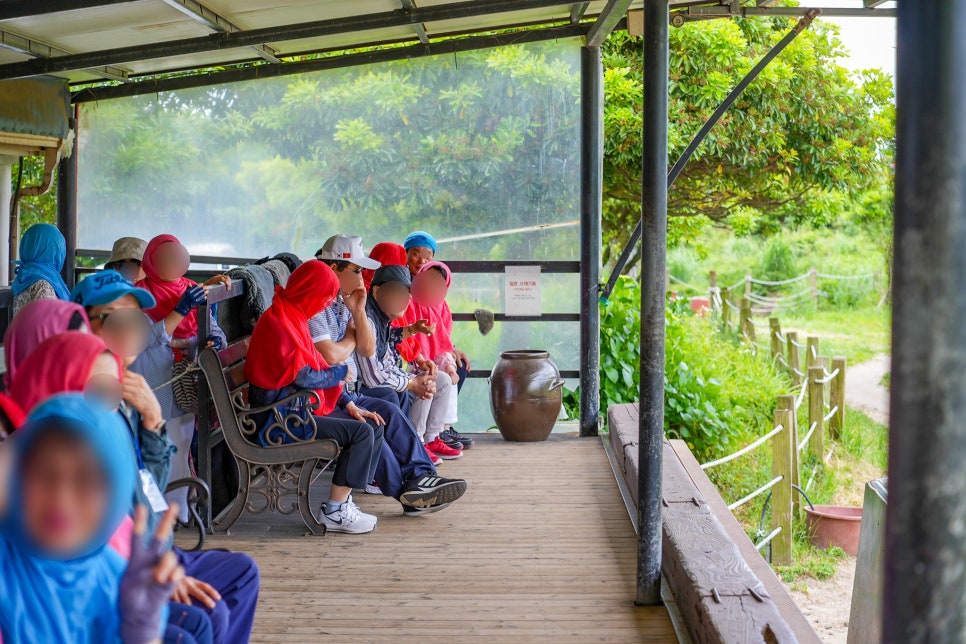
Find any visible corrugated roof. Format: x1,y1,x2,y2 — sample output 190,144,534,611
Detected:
0,0,895,97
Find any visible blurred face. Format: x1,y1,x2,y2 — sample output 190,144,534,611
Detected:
330,262,364,295
107,259,144,283
406,247,434,276
85,352,124,410
153,241,190,282
21,429,108,556
88,295,151,360
411,268,448,308
372,282,412,319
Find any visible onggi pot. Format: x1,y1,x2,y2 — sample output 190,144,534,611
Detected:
489,350,565,442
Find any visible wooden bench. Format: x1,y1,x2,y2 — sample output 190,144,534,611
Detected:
199,338,340,535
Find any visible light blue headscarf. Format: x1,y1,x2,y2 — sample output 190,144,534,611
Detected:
0,393,137,642
12,223,71,300
403,230,438,254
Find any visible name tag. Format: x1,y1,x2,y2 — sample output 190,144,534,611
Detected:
139,469,170,513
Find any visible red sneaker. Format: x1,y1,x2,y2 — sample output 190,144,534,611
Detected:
426,437,462,460
424,443,443,465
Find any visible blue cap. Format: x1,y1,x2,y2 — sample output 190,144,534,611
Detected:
404,231,437,254
71,270,156,309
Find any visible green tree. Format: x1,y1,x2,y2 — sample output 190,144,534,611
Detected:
601,18,895,265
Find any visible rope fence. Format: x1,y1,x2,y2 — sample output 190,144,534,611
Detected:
691,295,850,566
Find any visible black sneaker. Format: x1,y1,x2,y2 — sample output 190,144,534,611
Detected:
403,502,452,516
441,427,474,450
398,474,467,509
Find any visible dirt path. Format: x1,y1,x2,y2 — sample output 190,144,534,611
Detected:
783,558,857,644
782,356,890,642
845,355,890,425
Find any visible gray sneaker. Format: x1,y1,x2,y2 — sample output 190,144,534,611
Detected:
322,496,378,534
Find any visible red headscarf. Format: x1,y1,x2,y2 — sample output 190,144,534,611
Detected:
364,242,407,290
245,261,343,416
399,261,454,362
4,299,90,389
136,234,198,339
10,332,121,413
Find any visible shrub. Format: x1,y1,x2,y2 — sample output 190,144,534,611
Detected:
564,276,789,459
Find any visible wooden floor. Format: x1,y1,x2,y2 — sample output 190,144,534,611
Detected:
188,432,678,643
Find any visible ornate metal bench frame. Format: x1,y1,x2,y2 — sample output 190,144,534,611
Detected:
199,339,340,535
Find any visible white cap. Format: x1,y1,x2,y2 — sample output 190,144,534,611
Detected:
316,235,381,270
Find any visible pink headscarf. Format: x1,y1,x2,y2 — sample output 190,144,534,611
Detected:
136,234,198,339
400,260,454,362
3,299,90,389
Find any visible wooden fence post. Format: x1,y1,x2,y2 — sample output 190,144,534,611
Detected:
772,406,794,565
787,331,802,387
740,299,755,344
745,271,753,300
809,266,819,307
820,356,831,407
806,336,820,371
808,366,826,460
721,287,732,330
769,317,783,363
778,393,801,518
709,270,718,314
830,356,847,440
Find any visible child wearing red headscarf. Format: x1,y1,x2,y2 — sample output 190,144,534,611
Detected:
246,260,386,534
400,261,474,450
363,242,407,290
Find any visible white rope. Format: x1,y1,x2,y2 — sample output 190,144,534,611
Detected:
700,424,785,470
773,330,786,343
816,272,875,281
795,377,809,410
748,273,811,286
798,421,818,453
790,367,804,378
825,445,835,463
789,338,804,349
815,368,840,384
823,406,839,423
729,476,783,511
668,274,705,292
746,289,814,304
810,344,818,359
726,276,748,291
755,526,783,551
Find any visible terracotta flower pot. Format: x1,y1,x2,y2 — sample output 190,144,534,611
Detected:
489,350,564,442
805,505,863,556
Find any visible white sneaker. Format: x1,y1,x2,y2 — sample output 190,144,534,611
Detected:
322,496,378,534
364,483,382,495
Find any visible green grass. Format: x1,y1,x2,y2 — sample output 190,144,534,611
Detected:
880,372,891,389
774,543,849,583
777,305,891,365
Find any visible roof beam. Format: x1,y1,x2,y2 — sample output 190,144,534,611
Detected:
398,0,431,45
570,2,590,23
0,0,138,22
0,0,578,81
0,28,129,81
72,22,592,103
586,0,634,46
683,5,896,18
159,0,281,63
864,0,890,7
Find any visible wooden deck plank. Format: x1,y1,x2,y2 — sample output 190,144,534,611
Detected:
184,432,678,643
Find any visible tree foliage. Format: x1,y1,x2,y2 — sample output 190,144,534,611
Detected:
602,18,895,262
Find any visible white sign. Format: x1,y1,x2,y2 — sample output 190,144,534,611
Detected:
505,266,542,317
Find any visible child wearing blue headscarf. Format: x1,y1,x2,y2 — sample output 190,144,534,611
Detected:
0,394,183,643
12,223,71,315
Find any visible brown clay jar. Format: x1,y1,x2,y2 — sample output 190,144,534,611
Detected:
489,350,565,442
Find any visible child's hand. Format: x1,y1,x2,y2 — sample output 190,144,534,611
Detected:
203,275,231,289
174,286,206,316
119,505,184,644
416,358,438,376
445,364,459,385
409,319,436,337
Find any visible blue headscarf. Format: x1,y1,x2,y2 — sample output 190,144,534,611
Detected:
403,230,438,254
12,223,71,300
0,393,137,642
